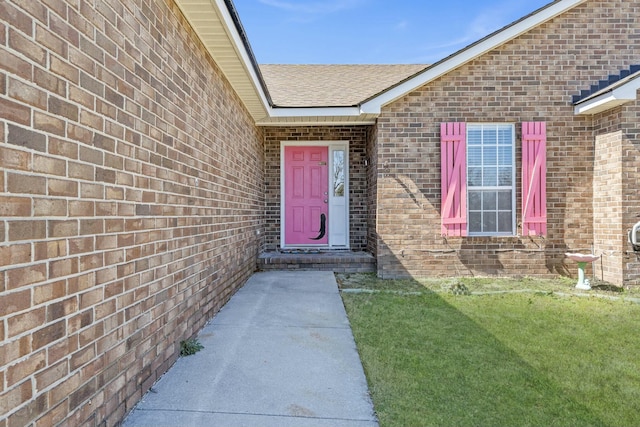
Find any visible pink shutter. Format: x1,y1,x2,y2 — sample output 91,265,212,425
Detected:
522,122,547,236
441,122,467,236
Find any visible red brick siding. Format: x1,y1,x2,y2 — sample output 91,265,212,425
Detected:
376,0,640,279
263,126,370,251
0,1,264,426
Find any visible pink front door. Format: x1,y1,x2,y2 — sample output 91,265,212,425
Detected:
284,146,329,245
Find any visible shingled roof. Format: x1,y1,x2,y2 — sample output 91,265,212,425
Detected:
259,64,427,108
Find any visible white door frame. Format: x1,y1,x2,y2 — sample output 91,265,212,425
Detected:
280,141,350,249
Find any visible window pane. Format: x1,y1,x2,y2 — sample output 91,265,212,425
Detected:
483,191,497,210
333,150,345,197
468,167,482,186
483,212,497,233
468,147,482,166
468,128,482,145
469,212,482,233
483,167,497,186
498,146,512,165
498,191,512,210
498,167,512,186
498,212,513,232
484,146,497,165
483,127,497,143
469,191,482,210
498,127,512,145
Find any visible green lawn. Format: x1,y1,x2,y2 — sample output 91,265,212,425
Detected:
338,274,640,427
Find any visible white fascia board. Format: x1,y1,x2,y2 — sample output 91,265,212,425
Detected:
212,0,272,112
360,0,588,114
573,94,627,115
268,106,362,118
574,78,640,115
258,118,377,127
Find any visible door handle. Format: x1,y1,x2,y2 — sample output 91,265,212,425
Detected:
324,199,328,204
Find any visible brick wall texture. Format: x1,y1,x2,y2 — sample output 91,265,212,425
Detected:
365,125,378,256
593,127,624,284
620,100,640,285
1,1,264,426
594,99,640,285
374,0,640,279
591,99,640,286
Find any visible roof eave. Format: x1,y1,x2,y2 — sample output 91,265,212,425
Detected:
174,0,272,121
574,79,640,115
258,106,376,126
574,75,640,115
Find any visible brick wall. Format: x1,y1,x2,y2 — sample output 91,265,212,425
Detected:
366,125,378,256
0,1,264,426
263,126,370,251
376,0,640,279
580,96,640,286
621,98,640,285
593,126,624,283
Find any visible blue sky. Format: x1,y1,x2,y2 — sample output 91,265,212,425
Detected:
233,0,551,64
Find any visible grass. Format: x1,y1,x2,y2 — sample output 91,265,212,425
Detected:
338,273,640,427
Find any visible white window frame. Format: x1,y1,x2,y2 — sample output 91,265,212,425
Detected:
466,123,516,236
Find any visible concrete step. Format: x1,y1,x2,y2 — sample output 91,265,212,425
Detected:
258,250,376,273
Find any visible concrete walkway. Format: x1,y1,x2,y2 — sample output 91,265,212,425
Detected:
123,271,378,427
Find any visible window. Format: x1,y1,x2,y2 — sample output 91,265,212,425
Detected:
440,121,546,238
467,124,515,235
333,150,345,197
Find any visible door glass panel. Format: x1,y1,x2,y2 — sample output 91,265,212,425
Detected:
333,150,345,197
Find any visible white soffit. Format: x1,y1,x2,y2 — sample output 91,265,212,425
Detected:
174,0,270,121
258,106,373,126
574,76,640,115
360,0,589,114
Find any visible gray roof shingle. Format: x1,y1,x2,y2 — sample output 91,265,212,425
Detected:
259,64,428,107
